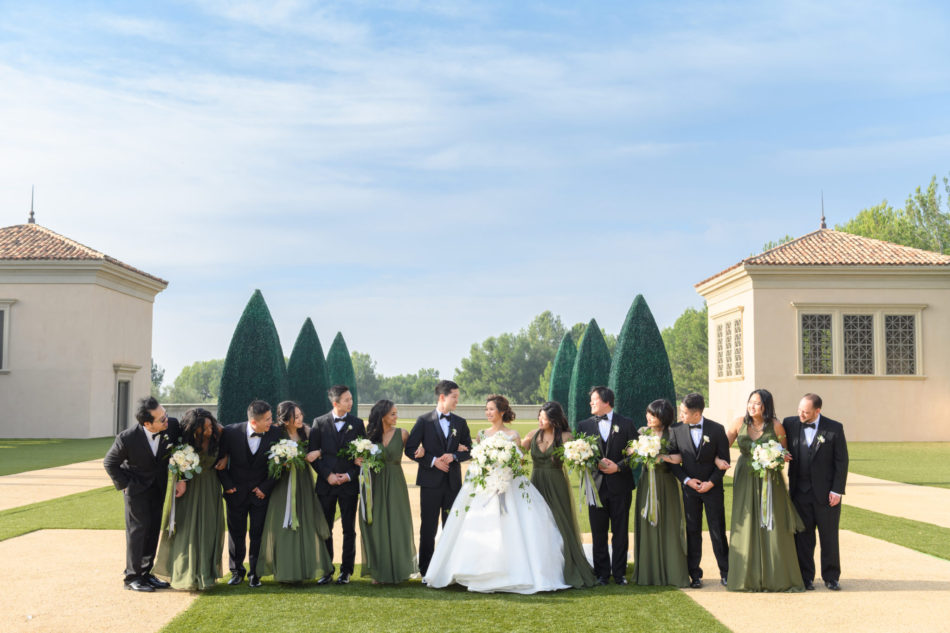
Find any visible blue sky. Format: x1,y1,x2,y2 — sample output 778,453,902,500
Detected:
2,1,949,386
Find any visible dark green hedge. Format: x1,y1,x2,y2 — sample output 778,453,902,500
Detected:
567,319,611,430
547,332,577,409
326,332,358,418
217,290,289,426
287,318,332,422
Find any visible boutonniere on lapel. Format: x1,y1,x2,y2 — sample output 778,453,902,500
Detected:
702,435,710,445
451,428,458,438
612,424,619,435
816,435,826,448
342,423,350,435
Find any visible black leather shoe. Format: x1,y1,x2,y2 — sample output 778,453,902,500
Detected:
804,580,815,590
145,574,171,589
595,577,608,586
248,575,262,588
825,580,841,591
335,572,351,585
689,578,702,589
613,577,628,586
125,579,155,592
317,573,333,585
720,577,728,587
227,573,244,586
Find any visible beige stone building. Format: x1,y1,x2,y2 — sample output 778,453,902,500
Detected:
0,219,167,438
696,228,950,441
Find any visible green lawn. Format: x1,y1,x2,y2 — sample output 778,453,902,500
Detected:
847,442,950,488
0,486,124,541
161,571,728,633
0,437,115,476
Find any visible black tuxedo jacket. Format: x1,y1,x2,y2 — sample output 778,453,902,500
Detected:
404,410,472,492
576,412,638,495
104,419,182,496
308,412,365,497
669,418,730,488
784,415,849,503
216,422,281,506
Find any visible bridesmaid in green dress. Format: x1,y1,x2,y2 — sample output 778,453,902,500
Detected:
725,389,804,592
258,401,333,584
153,408,225,590
359,400,419,584
631,399,689,587
520,401,597,589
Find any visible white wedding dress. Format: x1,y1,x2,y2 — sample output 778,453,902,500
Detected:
423,430,570,594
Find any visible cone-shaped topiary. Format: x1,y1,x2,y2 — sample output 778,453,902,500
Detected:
547,332,577,409
287,318,332,421
326,332,358,418
217,289,289,426
567,319,612,430
608,294,677,423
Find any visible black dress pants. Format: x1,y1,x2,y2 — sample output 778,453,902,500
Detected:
319,490,359,575
418,483,458,576
123,483,165,583
588,488,632,580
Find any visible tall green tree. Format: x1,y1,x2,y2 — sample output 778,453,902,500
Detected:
567,319,612,430
661,304,708,401
150,359,164,398
165,359,224,403
217,290,289,425
545,332,577,408
287,318,332,420
351,351,382,404
327,332,358,416
609,295,677,424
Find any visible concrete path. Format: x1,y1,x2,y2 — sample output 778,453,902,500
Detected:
0,459,112,511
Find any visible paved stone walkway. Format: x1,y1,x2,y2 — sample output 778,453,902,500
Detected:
0,459,112,511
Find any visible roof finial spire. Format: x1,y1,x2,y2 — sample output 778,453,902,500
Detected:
28,186,36,224
820,190,827,229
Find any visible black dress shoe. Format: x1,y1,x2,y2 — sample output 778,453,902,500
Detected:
825,580,841,591
335,572,351,585
248,575,262,588
804,580,815,590
317,573,333,585
613,577,628,586
689,578,703,589
145,574,171,589
720,577,728,587
595,577,609,586
227,573,244,586
125,579,155,592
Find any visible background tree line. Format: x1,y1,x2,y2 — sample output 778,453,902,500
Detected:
152,170,950,406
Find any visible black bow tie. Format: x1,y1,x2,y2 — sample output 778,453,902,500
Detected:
802,423,816,430
334,418,346,424
250,432,264,438
151,432,162,440
688,424,702,429
439,413,450,420
596,415,609,422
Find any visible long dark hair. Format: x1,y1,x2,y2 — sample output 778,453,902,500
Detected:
744,389,776,426
367,399,395,443
646,399,675,433
276,400,307,441
538,401,570,448
181,407,220,456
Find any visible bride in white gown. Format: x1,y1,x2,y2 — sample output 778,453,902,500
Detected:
424,395,570,594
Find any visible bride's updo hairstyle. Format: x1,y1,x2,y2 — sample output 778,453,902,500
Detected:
486,394,516,423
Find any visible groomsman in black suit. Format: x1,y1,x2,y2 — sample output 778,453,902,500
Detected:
404,379,472,578
104,396,182,592
217,400,281,588
668,393,730,588
576,386,638,585
784,393,849,591
309,385,366,585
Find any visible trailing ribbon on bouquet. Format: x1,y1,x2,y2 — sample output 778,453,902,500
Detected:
579,467,603,510
167,474,179,536
760,471,775,531
482,490,509,515
282,468,300,530
640,464,659,527
359,463,374,525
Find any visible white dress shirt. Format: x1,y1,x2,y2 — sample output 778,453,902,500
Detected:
803,414,821,447
145,427,161,456
598,411,614,442
246,422,262,455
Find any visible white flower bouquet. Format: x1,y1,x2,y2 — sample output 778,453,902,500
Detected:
464,432,529,512
168,444,202,480
554,434,602,508
750,439,789,478
338,437,384,473
267,438,308,479
626,429,671,527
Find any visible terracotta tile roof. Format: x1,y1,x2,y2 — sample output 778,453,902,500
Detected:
696,229,950,288
0,223,167,285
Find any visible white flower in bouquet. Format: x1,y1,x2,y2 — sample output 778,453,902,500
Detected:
466,432,528,499
168,444,202,480
267,439,308,478
340,437,384,472
626,430,668,468
750,439,789,478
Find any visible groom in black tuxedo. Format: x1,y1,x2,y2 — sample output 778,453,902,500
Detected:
217,400,281,588
405,379,472,577
309,384,366,585
576,386,637,585
784,393,849,591
668,393,730,588
104,396,182,592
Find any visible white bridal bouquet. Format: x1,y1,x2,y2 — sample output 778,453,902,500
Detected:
339,437,384,524
168,444,202,480
267,438,308,530
626,430,671,527
464,432,529,512
750,439,790,531
554,434,602,508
